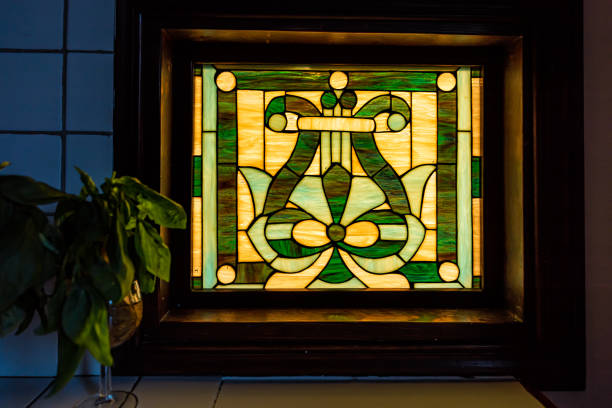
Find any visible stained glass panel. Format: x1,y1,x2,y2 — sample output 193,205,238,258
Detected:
191,65,483,290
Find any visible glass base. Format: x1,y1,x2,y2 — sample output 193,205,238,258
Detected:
74,390,138,407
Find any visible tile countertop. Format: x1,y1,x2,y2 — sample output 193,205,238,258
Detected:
0,376,549,408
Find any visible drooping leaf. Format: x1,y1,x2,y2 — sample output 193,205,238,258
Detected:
61,284,93,345
0,305,26,337
0,161,9,171
75,167,97,197
35,280,67,335
136,261,156,294
87,259,122,304
48,331,85,396
112,176,187,228
82,289,112,367
134,221,171,282
0,175,68,205
108,218,135,298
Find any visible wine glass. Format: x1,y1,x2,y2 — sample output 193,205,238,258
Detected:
75,281,143,407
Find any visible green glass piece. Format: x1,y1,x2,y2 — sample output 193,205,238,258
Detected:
471,67,482,78
327,224,346,242
354,95,390,118
356,210,405,225
401,164,436,218
437,164,457,262
457,67,472,131
217,90,237,163
234,70,330,90
193,156,202,197
239,167,272,216
321,91,338,109
217,165,236,266
472,157,481,198
286,95,322,116
202,65,217,132
203,131,217,288
351,253,405,274
269,239,331,258
373,165,411,214
338,240,404,259
348,72,437,91
387,113,407,131
193,65,202,76
323,164,351,223
271,252,321,273
192,277,202,289
437,89,457,163
351,132,387,176
265,223,293,240
340,177,386,226
339,90,357,109
265,96,285,124
398,215,426,262
308,277,366,289
472,275,481,288
263,168,300,215
286,131,320,175
268,208,313,224
268,114,287,132
247,216,277,262
236,263,275,284
391,95,411,122
457,130,473,287
289,176,333,225
398,262,441,283
318,249,353,283
379,224,407,240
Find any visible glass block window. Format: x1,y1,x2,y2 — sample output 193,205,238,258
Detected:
191,65,483,290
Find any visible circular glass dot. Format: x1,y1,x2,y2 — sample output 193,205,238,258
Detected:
217,264,236,284
268,113,287,132
216,71,236,92
438,261,460,282
321,91,338,109
437,72,456,92
327,224,346,242
329,71,348,90
339,90,357,109
387,113,407,131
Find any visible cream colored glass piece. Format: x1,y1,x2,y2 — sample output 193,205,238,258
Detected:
331,131,341,163
414,282,463,289
398,215,426,262
400,165,436,218
374,112,391,132
285,112,298,132
297,117,375,132
304,145,321,175
217,284,264,289
339,249,410,289
265,223,293,240
373,202,391,210
411,92,437,165
421,171,437,229
308,277,366,289
289,176,333,225
247,216,277,263
287,91,323,112
237,171,254,230
216,71,236,92
271,252,320,273
437,72,457,92
192,75,202,155
329,71,348,89
344,221,379,247
264,127,298,176
237,231,264,262
341,132,351,171
202,65,217,132
374,123,412,176
439,261,460,282
321,131,331,173
473,198,482,277
340,177,386,226
351,147,367,176
457,130,473,288
265,91,285,109
378,224,407,241
265,248,334,289
457,67,472,131
191,197,202,277
293,219,330,247
217,265,236,284
472,77,483,155
239,168,272,216
411,229,437,261
203,130,217,288
238,90,264,169
354,90,388,112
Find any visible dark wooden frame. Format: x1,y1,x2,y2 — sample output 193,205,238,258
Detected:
113,0,584,390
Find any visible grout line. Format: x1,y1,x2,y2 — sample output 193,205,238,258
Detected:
212,378,224,408
24,379,54,408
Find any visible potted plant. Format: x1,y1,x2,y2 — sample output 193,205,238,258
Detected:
0,161,186,404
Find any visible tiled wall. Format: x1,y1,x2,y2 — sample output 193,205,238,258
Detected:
0,0,115,376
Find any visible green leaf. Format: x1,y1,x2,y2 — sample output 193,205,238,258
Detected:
135,221,171,281
0,175,68,205
0,305,26,337
107,218,136,298
48,331,85,397
82,290,112,367
0,161,9,171
136,261,156,294
88,260,122,304
112,176,187,228
75,167,97,197
61,284,93,345
35,280,66,335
